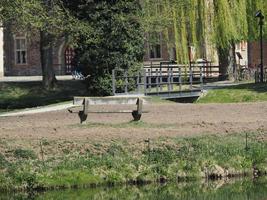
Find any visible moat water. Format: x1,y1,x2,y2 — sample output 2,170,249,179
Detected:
1,178,267,200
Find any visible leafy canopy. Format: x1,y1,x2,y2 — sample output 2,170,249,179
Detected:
65,0,145,96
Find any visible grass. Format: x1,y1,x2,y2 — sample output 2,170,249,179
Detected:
0,132,266,191
0,81,87,112
197,83,267,103
1,81,266,112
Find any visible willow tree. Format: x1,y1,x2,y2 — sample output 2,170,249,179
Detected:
142,0,210,75
247,0,267,40
143,0,266,80
211,0,248,79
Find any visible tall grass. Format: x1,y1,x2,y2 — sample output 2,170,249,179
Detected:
0,133,266,191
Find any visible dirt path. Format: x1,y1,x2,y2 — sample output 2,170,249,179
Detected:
0,102,266,144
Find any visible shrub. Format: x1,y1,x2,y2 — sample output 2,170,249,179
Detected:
13,149,37,159
65,0,144,96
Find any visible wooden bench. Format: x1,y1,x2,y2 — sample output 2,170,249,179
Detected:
68,96,145,124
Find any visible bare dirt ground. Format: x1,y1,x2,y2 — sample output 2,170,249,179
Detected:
1,102,267,142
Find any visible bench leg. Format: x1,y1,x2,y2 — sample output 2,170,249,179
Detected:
132,98,143,121
132,110,142,121
79,111,88,124
79,98,89,124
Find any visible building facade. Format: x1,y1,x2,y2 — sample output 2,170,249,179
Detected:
1,26,265,77
3,27,75,76
248,41,267,68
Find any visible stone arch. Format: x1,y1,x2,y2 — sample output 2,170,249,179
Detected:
57,41,76,75
57,40,66,72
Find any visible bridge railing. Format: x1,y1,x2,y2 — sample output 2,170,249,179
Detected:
143,68,200,94
112,62,218,96
143,61,220,80
112,61,220,96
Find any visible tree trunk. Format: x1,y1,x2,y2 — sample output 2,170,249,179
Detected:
218,47,230,80
40,0,57,90
218,44,237,81
229,41,237,81
40,30,57,90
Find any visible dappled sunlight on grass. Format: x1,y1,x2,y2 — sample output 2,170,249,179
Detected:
0,81,87,110
197,83,267,103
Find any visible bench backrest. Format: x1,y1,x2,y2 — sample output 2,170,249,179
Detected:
73,96,144,106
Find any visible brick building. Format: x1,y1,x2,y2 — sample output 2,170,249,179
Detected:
248,41,267,68
0,25,265,77
2,26,75,76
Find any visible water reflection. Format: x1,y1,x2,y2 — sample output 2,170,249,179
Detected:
1,178,267,200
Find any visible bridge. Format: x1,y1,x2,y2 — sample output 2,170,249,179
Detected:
112,61,219,100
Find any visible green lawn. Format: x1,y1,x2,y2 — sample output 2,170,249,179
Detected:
197,83,267,103
0,81,88,112
1,82,267,112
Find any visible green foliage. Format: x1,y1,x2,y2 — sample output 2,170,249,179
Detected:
0,153,8,169
0,0,88,39
65,0,144,96
87,74,113,96
13,149,37,159
247,0,267,40
0,133,266,191
196,83,267,103
0,0,91,89
142,0,267,68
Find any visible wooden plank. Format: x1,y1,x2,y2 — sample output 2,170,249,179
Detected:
137,98,143,115
74,96,142,106
83,98,89,115
87,110,149,114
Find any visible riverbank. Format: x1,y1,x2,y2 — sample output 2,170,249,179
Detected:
0,131,266,191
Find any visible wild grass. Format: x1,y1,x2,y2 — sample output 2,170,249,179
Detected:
197,83,267,103
0,132,266,191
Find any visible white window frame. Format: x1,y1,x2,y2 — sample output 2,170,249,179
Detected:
14,36,27,65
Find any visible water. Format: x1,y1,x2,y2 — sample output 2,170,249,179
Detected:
1,178,267,200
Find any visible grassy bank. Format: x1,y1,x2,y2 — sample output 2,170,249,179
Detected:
197,83,267,103
0,81,87,112
0,131,266,191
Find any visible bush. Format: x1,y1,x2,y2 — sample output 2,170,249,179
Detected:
13,149,37,159
0,153,8,169
65,0,144,96
87,74,113,96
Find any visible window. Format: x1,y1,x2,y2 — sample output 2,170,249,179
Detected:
148,33,162,59
15,37,27,64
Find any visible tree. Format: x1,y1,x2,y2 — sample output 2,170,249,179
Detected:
212,0,248,80
142,0,211,74
64,0,144,96
0,0,85,89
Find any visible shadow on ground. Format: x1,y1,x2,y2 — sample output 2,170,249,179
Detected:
0,80,88,111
